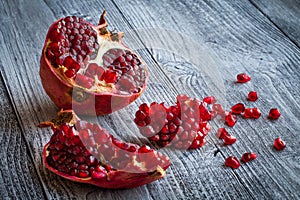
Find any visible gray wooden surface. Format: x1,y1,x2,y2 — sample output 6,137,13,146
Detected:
0,0,300,199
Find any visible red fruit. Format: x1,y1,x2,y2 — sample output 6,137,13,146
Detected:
217,128,229,139
247,91,258,101
225,156,240,169
40,11,148,115
203,96,216,104
223,134,236,145
134,95,211,149
274,138,286,150
252,108,261,119
241,152,257,163
269,108,281,119
39,110,170,189
231,103,245,114
237,73,251,83
243,108,253,118
225,112,237,127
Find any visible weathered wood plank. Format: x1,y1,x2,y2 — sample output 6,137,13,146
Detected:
0,72,45,199
250,0,300,47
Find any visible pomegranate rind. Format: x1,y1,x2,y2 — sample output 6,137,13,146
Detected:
40,13,148,116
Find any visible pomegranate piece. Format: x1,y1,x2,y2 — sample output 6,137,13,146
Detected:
39,110,170,189
225,156,240,169
236,73,251,83
231,103,245,115
241,152,257,163
243,108,253,118
40,11,148,115
247,91,258,101
225,112,237,127
217,128,229,139
274,138,286,151
203,96,216,104
223,134,236,145
252,108,261,119
269,108,281,119
134,95,211,149
212,103,225,116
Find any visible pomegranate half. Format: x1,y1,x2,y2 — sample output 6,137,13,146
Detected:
39,110,170,189
40,11,148,115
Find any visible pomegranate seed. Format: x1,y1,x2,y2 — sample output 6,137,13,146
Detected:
63,56,74,68
225,156,240,169
65,69,76,78
252,108,261,119
269,108,281,119
243,108,253,118
274,138,286,150
203,96,216,104
212,104,224,115
75,74,94,89
103,71,118,83
241,152,257,163
223,134,236,145
247,91,258,101
231,103,245,114
225,113,237,127
217,128,229,139
237,73,251,83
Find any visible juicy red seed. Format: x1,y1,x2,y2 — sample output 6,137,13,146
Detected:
231,103,245,114
65,69,76,78
237,73,251,83
247,91,258,101
223,134,236,145
241,152,257,163
75,74,94,89
244,108,253,118
217,128,229,139
269,108,281,119
71,62,80,71
63,56,74,68
86,63,98,74
225,156,240,169
212,104,224,114
138,145,153,153
203,96,216,104
103,71,118,83
225,113,237,127
91,171,106,179
274,138,286,150
78,170,89,178
252,108,261,119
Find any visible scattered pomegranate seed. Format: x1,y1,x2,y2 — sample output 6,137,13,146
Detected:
217,128,229,139
243,108,253,118
225,156,240,169
269,108,281,119
241,152,257,163
247,91,258,101
274,138,286,150
231,103,245,114
225,113,237,127
203,96,216,104
237,73,251,83
252,108,261,119
212,104,224,115
223,134,236,145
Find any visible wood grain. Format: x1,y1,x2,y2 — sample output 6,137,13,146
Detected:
250,0,300,47
0,0,299,199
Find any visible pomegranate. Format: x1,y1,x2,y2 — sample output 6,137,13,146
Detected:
39,110,170,188
40,11,148,115
134,95,211,149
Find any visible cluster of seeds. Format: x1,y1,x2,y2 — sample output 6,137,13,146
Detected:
46,121,170,179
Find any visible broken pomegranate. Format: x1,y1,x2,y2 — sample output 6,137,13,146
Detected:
241,152,257,163
40,11,148,115
269,108,281,119
134,95,211,149
236,73,251,83
39,110,170,188
274,137,286,151
225,156,240,169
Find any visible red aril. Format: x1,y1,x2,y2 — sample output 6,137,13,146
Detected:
39,110,170,188
252,108,261,119
40,11,148,115
274,138,286,151
217,128,229,139
243,108,253,118
203,96,216,104
223,134,236,145
236,73,251,83
225,112,237,127
247,91,258,101
241,152,257,163
269,108,281,119
225,156,240,169
231,103,245,114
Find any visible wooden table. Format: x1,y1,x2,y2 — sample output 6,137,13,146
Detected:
1,0,299,199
